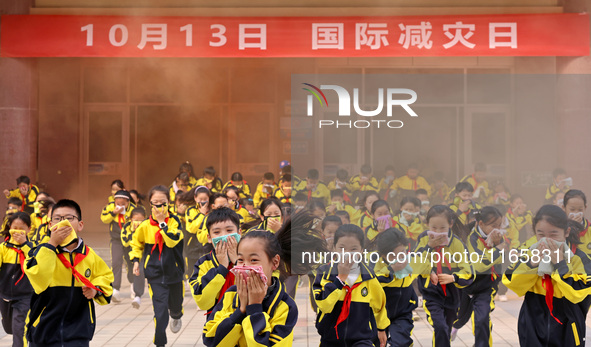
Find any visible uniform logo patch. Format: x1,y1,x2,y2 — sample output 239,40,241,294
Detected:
85,268,91,278
361,287,368,297
587,243,591,250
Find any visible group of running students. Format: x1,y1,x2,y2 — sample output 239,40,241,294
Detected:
1,160,590,347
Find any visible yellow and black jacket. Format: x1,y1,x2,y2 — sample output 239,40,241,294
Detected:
6,185,40,213
372,255,430,321
196,177,224,193
502,239,591,346
129,215,185,284
30,222,50,246
272,187,292,206
294,180,331,206
392,214,425,242
505,208,532,249
545,182,570,203
203,276,297,346
459,174,490,204
189,250,231,316
0,239,34,300
29,212,48,238
576,219,591,256
253,181,278,209
390,175,431,196
357,211,374,230
24,241,114,345
327,180,353,201
100,202,135,240
364,217,398,242
185,206,213,253
465,226,503,294
348,175,379,205
222,181,252,199
414,230,475,308
449,199,481,226
326,202,361,226
313,262,390,345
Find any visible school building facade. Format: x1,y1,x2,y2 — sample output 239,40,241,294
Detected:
1,0,591,220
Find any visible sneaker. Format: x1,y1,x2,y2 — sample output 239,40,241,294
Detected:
112,289,121,303
132,296,141,309
170,318,182,333
499,295,508,302
451,327,459,341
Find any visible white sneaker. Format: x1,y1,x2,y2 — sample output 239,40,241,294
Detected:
499,295,508,302
170,318,182,333
130,283,135,299
112,289,121,303
451,327,459,341
132,296,141,309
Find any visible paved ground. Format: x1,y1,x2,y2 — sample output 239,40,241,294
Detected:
1,232,590,346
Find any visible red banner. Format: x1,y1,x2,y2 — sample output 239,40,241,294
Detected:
0,14,588,57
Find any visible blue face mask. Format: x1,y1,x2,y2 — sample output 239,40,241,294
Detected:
212,233,241,247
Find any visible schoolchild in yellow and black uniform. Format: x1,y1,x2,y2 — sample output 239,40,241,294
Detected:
225,186,251,223
503,205,591,347
488,179,511,208
562,189,591,255
189,208,241,320
196,166,224,193
185,186,211,278
107,179,125,204
295,169,331,207
413,205,474,347
506,194,533,247
449,182,481,226
392,196,425,244
176,161,199,188
451,207,505,347
389,164,431,209
349,164,380,206
545,168,571,204
378,165,396,202
222,172,252,199
253,172,277,209
195,194,233,246
203,210,325,347
169,172,191,208
240,198,259,224
278,163,301,188
100,190,135,302
129,186,185,347
247,198,284,234
29,192,54,237
313,224,389,347
3,175,39,215
455,163,490,206
372,228,431,347
364,199,396,243
2,198,22,231
30,204,53,246
272,174,293,206
326,189,361,226
357,191,380,230
24,199,114,347
327,169,353,204
121,207,147,309
0,212,34,347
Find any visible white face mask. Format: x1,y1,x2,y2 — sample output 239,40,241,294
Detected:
116,205,126,215
561,177,574,186
401,210,419,219
569,212,584,219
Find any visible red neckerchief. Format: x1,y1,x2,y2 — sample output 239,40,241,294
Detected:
408,175,417,190
5,237,27,285
20,192,26,212
335,281,362,339
149,216,169,260
434,246,452,296
57,247,104,294
307,189,312,202
542,274,562,325
117,214,124,229
477,235,498,282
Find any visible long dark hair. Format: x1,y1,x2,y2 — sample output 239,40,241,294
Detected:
1,212,31,240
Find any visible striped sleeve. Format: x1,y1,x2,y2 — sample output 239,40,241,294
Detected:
203,289,245,347
312,265,344,314
189,253,228,311
243,301,297,346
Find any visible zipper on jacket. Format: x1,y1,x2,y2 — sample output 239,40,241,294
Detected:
60,252,75,345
